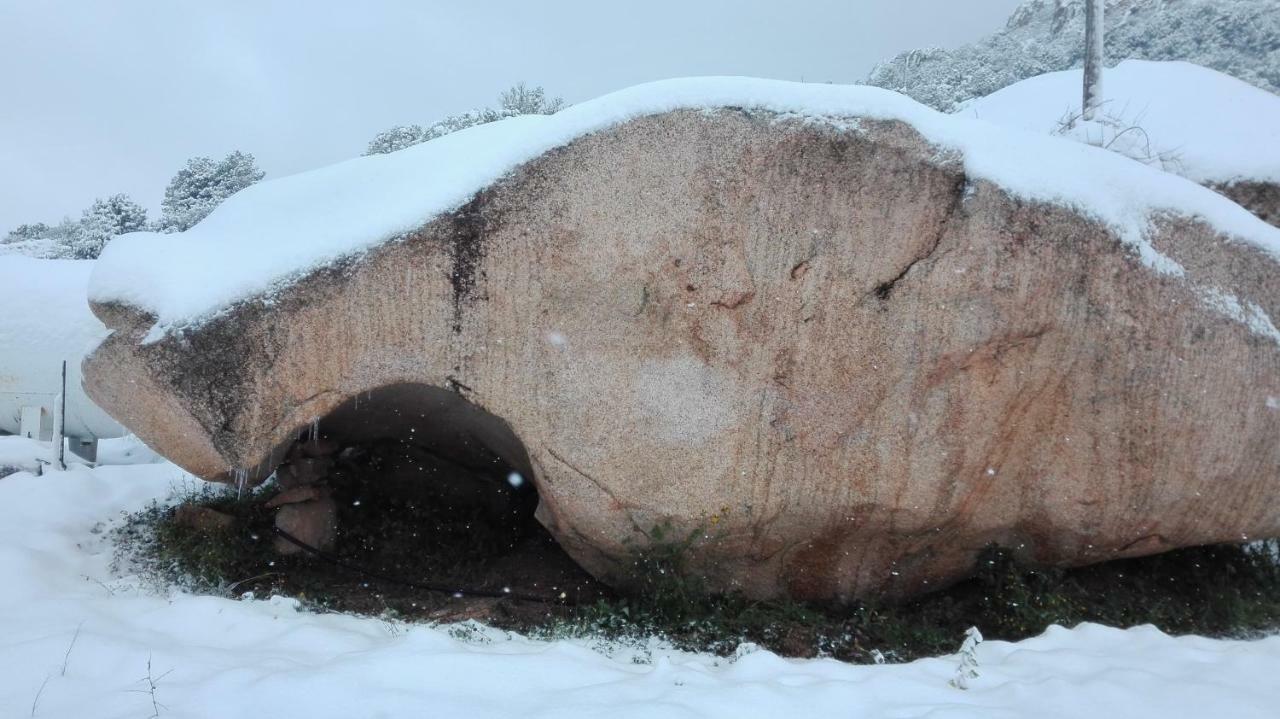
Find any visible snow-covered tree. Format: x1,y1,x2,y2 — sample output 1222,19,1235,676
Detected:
2,222,51,244
158,151,265,232
364,83,565,155
64,194,149,259
4,195,147,259
497,82,566,116
84,194,148,236
866,0,1280,112
364,124,431,155
0,220,64,258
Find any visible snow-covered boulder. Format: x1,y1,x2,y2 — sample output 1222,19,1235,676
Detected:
84,78,1280,600
958,60,1280,227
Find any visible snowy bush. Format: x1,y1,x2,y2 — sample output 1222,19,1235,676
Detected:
0,235,60,259
3,222,52,244
496,83,566,116
157,151,265,232
364,82,565,155
1,222,66,259
68,194,149,259
866,0,1280,112
3,194,147,259
364,124,432,155
949,626,984,690
4,152,262,255
1052,105,1184,173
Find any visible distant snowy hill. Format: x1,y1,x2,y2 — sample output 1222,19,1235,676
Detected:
957,60,1280,187
866,0,1280,112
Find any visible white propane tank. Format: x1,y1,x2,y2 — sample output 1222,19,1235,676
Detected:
0,256,126,445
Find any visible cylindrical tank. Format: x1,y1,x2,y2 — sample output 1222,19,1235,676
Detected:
0,255,126,439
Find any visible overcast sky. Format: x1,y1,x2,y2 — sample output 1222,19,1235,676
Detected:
0,0,1025,233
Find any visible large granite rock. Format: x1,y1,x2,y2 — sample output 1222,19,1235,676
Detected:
84,108,1280,600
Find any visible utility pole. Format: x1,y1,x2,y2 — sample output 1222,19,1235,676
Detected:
1082,0,1105,120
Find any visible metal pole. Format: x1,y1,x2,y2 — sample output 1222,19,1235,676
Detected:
1083,0,1105,121
55,360,67,470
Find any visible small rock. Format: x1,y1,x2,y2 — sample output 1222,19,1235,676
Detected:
173,504,234,533
425,598,504,624
777,626,818,658
276,457,333,489
273,496,338,555
264,484,325,509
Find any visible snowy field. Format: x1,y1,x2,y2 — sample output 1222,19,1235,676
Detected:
957,60,1280,186
1,437,1278,719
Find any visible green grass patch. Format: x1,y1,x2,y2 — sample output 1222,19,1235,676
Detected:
542,538,1280,662
114,487,1280,663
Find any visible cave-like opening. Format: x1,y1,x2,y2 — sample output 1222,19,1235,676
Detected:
267,383,599,609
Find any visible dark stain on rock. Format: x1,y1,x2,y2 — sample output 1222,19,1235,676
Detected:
783,527,849,600
143,302,279,464
446,191,497,333
445,374,474,396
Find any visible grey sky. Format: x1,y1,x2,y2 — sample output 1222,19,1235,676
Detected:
0,0,1025,233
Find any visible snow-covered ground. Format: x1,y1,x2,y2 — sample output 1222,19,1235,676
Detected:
0,435,52,475
0,435,155,478
1,438,1278,718
957,60,1280,187
0,237,60,259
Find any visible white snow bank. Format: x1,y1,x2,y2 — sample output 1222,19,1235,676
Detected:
0,435,52,475
0,435,157,476
90,76,1280,337
958,60,1280,186
0,256,125,439
0,237,61,259
0,461,1278,718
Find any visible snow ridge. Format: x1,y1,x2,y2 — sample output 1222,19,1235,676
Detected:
89,76,1280,337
